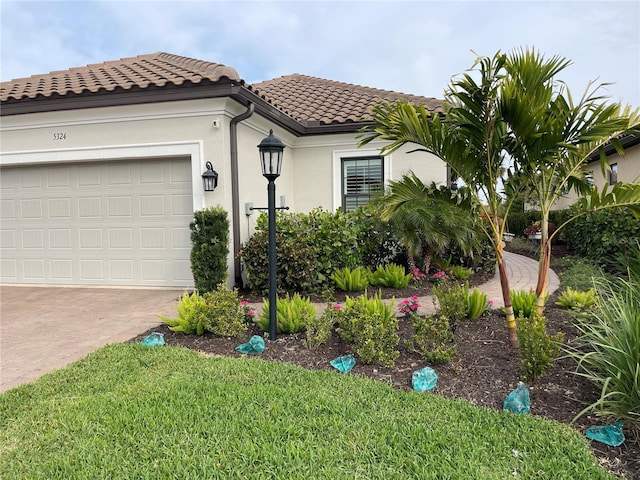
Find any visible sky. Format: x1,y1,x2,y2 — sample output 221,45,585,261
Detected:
1,0,639,106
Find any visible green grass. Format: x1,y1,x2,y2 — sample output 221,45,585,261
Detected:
0,344,613,479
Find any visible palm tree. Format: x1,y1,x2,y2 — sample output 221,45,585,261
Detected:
360,53,524,347
500,48,640,314
375,173,479,274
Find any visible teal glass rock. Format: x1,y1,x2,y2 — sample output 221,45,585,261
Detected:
412,367,438,392
586,422,625,447
140,332,165,346
503,382,530,414
330,354,355,374
235,335,265,354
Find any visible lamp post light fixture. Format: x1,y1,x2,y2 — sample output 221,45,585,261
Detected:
258,130,285,340
201,161,219,192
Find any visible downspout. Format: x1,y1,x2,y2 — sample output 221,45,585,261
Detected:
230,102,255,287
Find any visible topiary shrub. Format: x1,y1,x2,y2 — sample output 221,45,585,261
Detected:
190,207,229,293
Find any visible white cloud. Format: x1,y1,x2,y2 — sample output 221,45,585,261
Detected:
1,0,638,105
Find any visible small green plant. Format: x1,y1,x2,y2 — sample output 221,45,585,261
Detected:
256,293,317,334
304,304,337,348
565,277,640,432
510,289,538,318
466,287,489,320
337,291,399,366
158,291,208,335
557,258,608,292
433,282,467,321
407,314,456,364
450,265,473,280
516,311,564,384
555,288,597,312
369,263,411,288
201,284,248,337
332,266,370,292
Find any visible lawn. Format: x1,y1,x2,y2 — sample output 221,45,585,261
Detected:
0,343,614,479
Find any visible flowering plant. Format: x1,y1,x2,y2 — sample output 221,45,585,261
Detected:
398,296,421,318
431,268,453,285
240,300,256,324
524,221,556,236
410,268,426,283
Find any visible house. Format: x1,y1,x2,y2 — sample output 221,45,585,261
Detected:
0,52,447,289
552,133,640,210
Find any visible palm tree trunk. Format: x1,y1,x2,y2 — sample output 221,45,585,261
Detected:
497,245,518,348
406,248,418,274
535,239,552,315
422,247,434,275
535,217,552,315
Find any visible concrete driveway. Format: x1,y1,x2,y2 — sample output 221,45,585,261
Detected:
0,286,181,393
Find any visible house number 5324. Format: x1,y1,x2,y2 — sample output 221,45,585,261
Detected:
53,132,67,140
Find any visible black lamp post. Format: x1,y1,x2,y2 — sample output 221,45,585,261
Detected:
258,129,285,340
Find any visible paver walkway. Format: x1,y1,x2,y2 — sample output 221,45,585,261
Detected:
0,251,558,393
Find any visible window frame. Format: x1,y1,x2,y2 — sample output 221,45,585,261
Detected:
332,149,391,211
609,163,618,185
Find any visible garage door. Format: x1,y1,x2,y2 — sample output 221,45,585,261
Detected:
0,158,194,287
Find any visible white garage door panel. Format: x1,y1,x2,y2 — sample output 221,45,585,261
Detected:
0,159,194,287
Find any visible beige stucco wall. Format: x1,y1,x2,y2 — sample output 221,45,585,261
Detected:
1,98,447,287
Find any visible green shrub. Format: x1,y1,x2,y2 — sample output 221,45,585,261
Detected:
256,293,317,334
304,304,337,349
516,311,563,384
444,232,496,275
433,282,467,321
557,257,608,292
510,289,538,318
466,287,489,319
407,314,456,364
190,207,230,293
507,212,540,239
201,284,248,337
555,288,597,312
563,206,640,271
566,277,640,432
337,291,399,366
332,267,370,292
450,265,473,280
241,208,361,294
350,205,403,269
157,291,208,335
369,263,411,288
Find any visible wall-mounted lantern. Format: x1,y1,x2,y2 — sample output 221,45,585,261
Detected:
201,161,219,191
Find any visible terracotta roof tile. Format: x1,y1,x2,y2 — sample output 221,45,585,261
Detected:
1,53,443,127
249,74,442,125
0,52,241,101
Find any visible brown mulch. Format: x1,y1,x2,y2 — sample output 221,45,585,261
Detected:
131,270,638,479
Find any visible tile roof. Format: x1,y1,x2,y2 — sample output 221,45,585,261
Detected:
0,52,241,101
249,74,442,125
0,52,442,127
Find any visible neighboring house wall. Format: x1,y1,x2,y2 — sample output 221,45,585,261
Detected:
552,142,640,210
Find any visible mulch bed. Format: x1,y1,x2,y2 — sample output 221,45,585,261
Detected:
131,265,638,479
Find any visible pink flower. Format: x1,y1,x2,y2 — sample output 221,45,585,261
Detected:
247,310,255,316
335,305,343,311
241,300,248,306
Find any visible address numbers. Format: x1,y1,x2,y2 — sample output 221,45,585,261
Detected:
53,132,67,140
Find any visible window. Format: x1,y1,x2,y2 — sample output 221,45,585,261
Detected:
609,163,618,185
341,156,384,211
